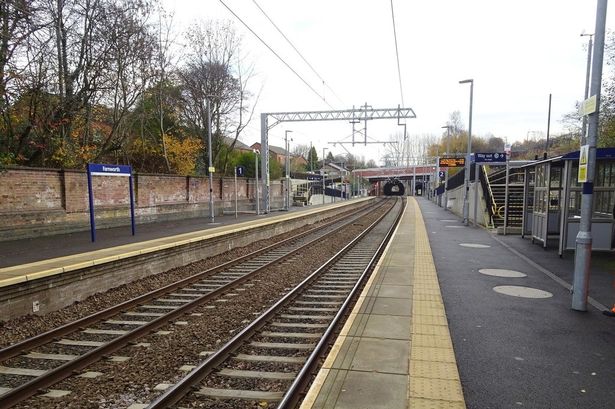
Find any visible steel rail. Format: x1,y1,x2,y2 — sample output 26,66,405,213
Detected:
146,198,400,408
0,200,383,409
0,199,378,363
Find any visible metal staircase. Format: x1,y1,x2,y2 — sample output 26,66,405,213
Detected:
485,167,526,228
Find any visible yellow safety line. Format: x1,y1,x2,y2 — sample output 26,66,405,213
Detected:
408,197,466,408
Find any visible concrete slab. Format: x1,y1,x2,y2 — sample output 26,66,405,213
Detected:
316,370,409,409
375,284,412,299
369,297,412,316
361,314,411,340
345,338,409,374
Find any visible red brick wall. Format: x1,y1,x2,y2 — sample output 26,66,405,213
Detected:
0,167,280,240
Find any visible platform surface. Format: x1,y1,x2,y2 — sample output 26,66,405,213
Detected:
302,197,615,409
0,199,366,287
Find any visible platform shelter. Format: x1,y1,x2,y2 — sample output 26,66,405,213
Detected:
519,148,615,255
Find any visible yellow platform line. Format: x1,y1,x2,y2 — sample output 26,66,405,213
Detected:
0,198,372,288
408,197,466,409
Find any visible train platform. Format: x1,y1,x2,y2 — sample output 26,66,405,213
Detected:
301,197,615,409
0,198,369,319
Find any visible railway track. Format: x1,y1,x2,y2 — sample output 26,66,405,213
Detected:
0,199,387,409
148,197,404,408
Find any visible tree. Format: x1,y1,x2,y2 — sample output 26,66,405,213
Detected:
306,146,318,171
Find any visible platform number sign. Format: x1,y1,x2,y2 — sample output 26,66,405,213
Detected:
236,165,246,177
438,170,445,180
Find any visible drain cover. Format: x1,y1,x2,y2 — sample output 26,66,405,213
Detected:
493,285,552,299
479,269,526,278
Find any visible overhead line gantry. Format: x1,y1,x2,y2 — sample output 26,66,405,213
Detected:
260,104,417,212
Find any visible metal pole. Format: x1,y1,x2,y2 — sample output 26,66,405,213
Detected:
545,93,552,158
474,163,479,226
443,125,451,211
504,158,510,235
207,98,214,223
285,130,292,211
322,147,327,204
460,79,474,226
234,170,238,219
255,151,260,215
581,34,593,146
413,165,416,196
129,174,135,235
260,113,269,213
572,0,607,312
87,168,96,242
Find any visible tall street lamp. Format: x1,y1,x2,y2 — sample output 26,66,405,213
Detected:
284,130,293,211
206,98,215,223
459,79,474,226
322,147,328,205
441,125,452,211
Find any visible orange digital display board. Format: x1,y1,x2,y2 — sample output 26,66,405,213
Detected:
439,157,465,167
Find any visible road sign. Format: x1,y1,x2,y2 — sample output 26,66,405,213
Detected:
236,165,246,177
578,145,589,182
475,152,507,163
439,157,465,167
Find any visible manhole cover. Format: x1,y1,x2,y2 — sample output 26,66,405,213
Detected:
480,269,527,277
493,285,552,298
460,243,491,248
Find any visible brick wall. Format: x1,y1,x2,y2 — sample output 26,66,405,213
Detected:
0,166,278,240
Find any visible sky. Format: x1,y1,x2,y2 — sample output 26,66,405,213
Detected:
163,0,614,165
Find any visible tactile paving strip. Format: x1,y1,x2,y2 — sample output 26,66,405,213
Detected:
408,198,467,408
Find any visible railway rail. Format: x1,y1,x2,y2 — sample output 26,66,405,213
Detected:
148,197,404,408
0,199,387,408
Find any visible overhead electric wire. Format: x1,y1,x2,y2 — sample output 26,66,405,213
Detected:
390,0,405,107
218,0,334,109
251,0,346,107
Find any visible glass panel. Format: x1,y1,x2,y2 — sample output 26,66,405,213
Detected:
593,190,615,219
568,190,582,217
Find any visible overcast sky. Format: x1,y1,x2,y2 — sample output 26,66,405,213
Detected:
163,0,613,164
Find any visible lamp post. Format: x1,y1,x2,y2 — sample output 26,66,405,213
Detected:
441,125,452,211
254,149,260,215
580,33,594,145
284,130,293,211
206,98,215,223
459,79,474,226
322,147,328,205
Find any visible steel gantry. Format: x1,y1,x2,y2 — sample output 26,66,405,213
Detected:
260,104,417,212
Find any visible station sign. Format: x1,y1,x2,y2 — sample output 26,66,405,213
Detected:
439,157,465,168
475,152,507,163
438,170,445,179
87,163,132,176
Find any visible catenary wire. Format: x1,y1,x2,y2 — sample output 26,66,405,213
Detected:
218,0,334,109
251,0,346,107
390,0,405,107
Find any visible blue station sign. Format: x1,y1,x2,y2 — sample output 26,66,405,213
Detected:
87,163,132,176
475,152,507,163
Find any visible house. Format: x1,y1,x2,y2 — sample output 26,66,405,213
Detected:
223,136,252,153
250,142,307,170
